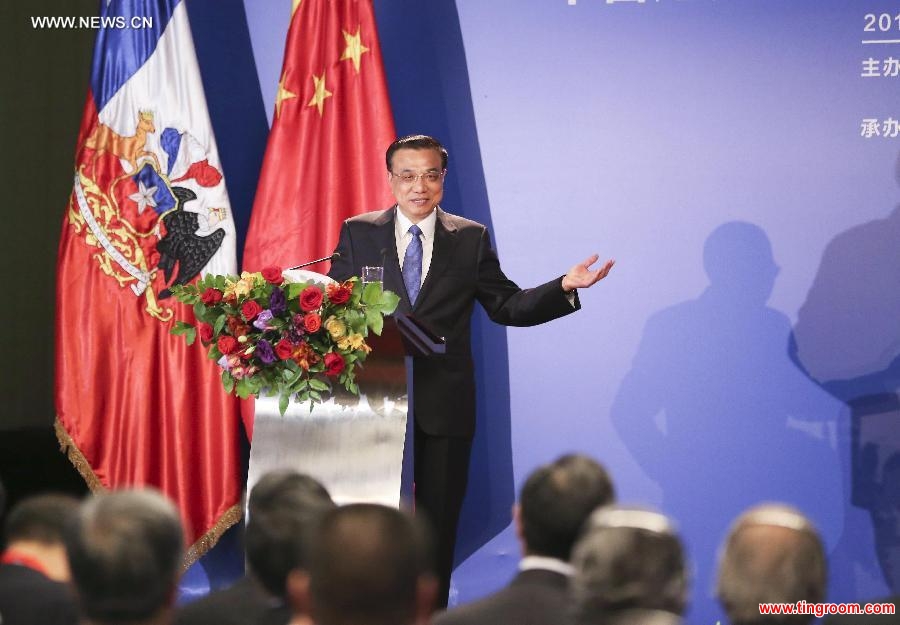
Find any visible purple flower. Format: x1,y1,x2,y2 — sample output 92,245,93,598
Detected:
253,309,274,331
217,355,231,370
256,339,276,365
269,287,286,316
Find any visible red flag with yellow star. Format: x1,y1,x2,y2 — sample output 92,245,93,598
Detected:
242,0,396,273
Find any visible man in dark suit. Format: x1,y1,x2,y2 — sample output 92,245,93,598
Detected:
328,135,615,605
65,489,183,625
0,494,81,625
433,454,615,625
300,503,437,625
174,470,335,625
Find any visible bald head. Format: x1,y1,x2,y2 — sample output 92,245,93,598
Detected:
717,504,826,625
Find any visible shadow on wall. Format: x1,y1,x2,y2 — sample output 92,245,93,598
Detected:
374,0,516,570
611,222,844,625
792,166,900,601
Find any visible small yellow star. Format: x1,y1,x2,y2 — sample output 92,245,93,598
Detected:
307,71,333,117
340,27,369,73
275,71,297,118
292,0,301,17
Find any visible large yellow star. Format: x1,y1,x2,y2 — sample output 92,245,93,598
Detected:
340,27,369,73
275,71,297,118
307,71,333,117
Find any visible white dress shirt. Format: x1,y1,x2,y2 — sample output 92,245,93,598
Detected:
518,555,574,577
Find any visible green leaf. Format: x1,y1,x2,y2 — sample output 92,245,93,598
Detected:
286,282,309,299
278,393,290,416
222,371,235,394
378,290,401,315
193,301,207,319
235,377,253,399
170,321,193,335
365,309,383,335
309,378,330,392
184,327,197,346
213,314,226,335
362,282,383,305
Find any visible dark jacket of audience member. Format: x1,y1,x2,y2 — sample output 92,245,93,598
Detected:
434,454,615,625
64,489,184,625
571,505,687,625
0,494,81,625
303,503,436,625
716,503,826,625
174,470,334,625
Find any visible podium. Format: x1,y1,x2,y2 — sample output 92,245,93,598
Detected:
246,271,444,507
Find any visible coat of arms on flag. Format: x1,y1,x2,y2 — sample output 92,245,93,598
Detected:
70,107,231,321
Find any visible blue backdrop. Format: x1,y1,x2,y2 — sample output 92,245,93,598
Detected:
185,1,900,622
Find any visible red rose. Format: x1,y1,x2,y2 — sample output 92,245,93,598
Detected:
324,352,345,377
303,312,322,333
261,266,284,284
299,286,324,312
241,300,262,321
201,288,223,305
326,282,352,305
217,336,238,355
198,323,214,343
275,339,294,360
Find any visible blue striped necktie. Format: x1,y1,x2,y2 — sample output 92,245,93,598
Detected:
403,224,423,305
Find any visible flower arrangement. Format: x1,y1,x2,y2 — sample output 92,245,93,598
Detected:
169,267,399,415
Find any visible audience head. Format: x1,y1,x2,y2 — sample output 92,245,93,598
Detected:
517,453,616,561
307,503,436,625
571,505,688,625
3,493,80,582
65,489,184,625
245,469,335,599
716,503,826,625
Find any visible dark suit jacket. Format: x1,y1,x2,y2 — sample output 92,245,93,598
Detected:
0,563,80,625
173,576,290,625
432,568,570,625
329,207,579,438
824,596,900,625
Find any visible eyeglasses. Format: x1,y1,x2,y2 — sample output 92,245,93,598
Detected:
390,171,444,185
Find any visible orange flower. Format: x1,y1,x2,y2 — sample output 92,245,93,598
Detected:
292,342,320,371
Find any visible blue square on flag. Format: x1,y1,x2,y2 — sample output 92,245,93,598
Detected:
132,162,175,215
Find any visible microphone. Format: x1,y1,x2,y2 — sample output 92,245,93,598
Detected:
286,252,340,271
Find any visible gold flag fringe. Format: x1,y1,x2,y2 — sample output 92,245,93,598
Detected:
54,416,243,569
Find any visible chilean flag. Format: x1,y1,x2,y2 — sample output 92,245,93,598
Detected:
55,0,242,564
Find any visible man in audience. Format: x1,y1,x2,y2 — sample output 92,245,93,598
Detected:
64,489,183,625
175,470,335,625
299,503,437,625
0,494,81,625
434,453,615,625
571,505,688,625
716,503,826,625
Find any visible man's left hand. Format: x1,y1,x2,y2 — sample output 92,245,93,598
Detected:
562,254,615,293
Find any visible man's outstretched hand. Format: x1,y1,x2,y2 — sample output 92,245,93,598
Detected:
561,254,615,293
